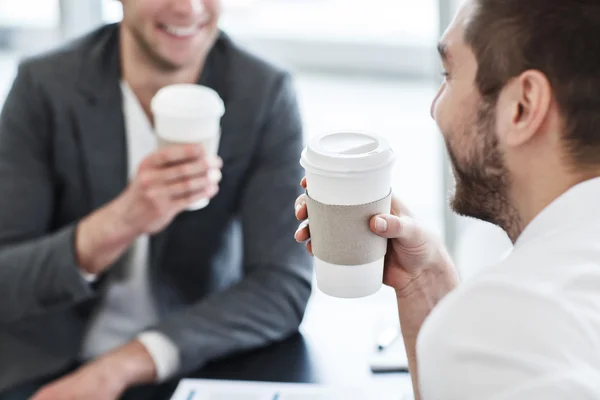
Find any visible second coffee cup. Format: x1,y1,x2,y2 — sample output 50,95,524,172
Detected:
151,84,225,211
300,131,395,298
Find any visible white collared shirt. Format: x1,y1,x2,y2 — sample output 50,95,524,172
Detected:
417,177,600,399
80,82,180,382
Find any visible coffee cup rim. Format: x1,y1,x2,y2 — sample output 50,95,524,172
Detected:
301,131,395,175
151,84,225,119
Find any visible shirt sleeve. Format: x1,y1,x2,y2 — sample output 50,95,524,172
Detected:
137,331,182,382
416,279,600,400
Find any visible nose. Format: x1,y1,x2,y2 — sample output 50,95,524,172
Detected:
430,82,445,120
173,0,205,15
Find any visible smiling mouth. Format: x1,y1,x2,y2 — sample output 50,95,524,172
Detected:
159,23,204,38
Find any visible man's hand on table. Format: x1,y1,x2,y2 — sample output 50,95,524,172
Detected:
31,340,157,400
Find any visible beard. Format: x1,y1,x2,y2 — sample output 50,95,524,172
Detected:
127,22,216,73
446,101,522,241
130,26,182,72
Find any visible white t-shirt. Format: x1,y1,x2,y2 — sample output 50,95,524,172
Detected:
81,82,180,381
417,178,600,399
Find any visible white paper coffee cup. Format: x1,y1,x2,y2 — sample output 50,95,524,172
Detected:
151,84,225,211
300,132,395,298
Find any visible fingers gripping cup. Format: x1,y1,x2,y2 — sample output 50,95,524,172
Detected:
151,84,225,211
300,132,395,298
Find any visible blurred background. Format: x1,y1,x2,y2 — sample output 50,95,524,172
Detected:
0,0,512,377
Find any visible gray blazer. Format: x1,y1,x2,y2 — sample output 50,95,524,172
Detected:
0,24,312,391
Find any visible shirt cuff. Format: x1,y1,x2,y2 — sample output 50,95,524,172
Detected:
137,331,181,382
79,268,98,283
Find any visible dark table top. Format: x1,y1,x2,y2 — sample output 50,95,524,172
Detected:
193,329,391,386
170,331,413,400
194,333,322,384
130,333,368,400
142,290,414,400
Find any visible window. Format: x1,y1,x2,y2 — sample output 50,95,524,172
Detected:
103,0,123,23
220,0,437,46
103,0,439,77
0,0,59,29
0,0,61,54
103,0,437,44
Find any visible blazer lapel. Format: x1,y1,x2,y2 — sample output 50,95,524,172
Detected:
197,32,230,108
73,25,128,211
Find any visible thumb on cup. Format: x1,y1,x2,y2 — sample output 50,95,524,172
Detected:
371,214,417,240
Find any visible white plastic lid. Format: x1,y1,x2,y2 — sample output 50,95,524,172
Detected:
300,131,395,176
151,84,225,119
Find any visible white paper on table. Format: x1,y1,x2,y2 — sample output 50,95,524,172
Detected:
170,379,403,400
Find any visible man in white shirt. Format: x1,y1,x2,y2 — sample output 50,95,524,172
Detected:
296,0,600,398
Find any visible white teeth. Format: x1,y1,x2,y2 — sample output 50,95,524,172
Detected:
163,24,197,37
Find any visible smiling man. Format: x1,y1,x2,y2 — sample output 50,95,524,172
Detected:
0,1,312,399
301,0,600,398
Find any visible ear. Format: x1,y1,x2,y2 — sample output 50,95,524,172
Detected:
503,70,552,148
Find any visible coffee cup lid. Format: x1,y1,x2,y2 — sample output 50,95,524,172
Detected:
151,84,225,119
300,131,395,175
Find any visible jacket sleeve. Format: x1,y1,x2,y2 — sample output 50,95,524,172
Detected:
0,63,94,325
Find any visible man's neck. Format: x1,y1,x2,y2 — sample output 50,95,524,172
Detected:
119,25,205,121
510,165,600,242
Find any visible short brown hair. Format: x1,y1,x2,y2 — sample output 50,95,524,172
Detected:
465,0,600,166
